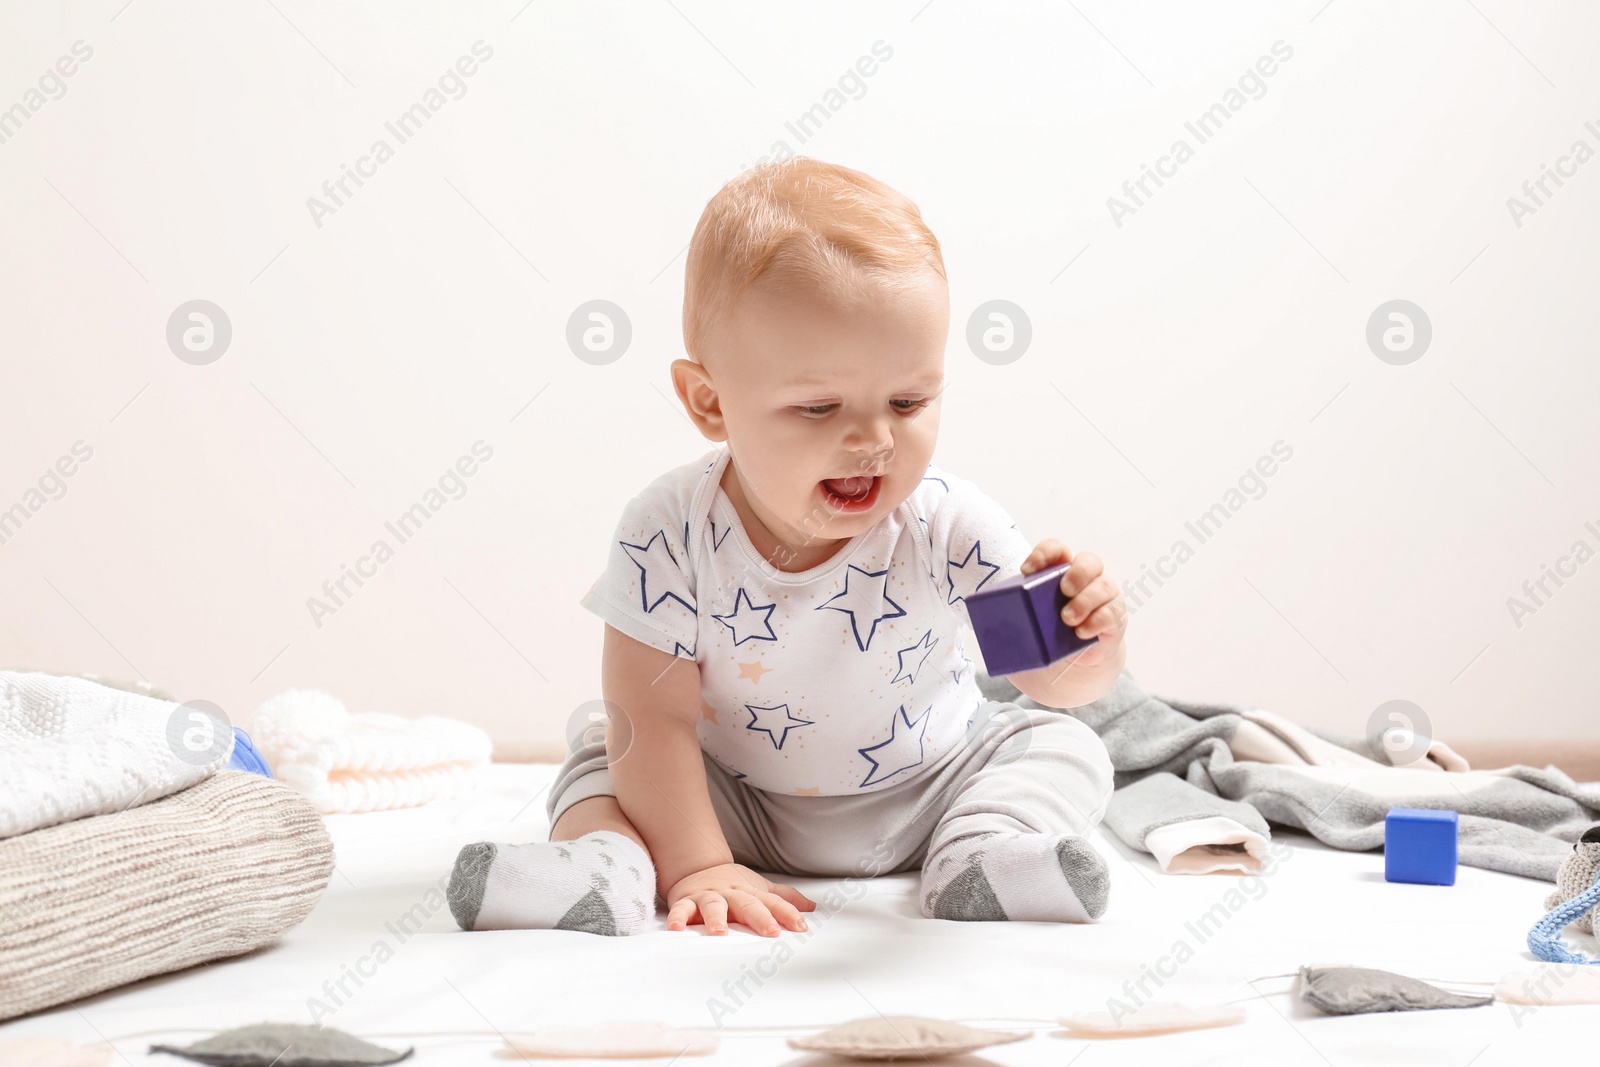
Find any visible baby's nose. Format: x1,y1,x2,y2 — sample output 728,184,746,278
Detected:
846,421,895,453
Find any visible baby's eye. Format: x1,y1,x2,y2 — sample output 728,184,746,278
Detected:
796,399,931,418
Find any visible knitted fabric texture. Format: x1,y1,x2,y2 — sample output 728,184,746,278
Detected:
0,671,231,841
250,690,492,814
1529,868,1600,965
1543,826,1600,935
0,770,334,1022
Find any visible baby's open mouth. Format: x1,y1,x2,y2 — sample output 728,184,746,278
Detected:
819,475,882,511
822,476,874,499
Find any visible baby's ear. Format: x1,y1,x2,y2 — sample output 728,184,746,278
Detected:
670,358,728,441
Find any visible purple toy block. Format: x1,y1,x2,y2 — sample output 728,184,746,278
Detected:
964,561,1098,677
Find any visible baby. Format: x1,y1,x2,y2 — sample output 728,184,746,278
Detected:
448,158,1128,938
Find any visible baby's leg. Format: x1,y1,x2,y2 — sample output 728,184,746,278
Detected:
447,740,774,935
448,794,658,935
448,742,660,936
920,706,1114,923
550,793,646,847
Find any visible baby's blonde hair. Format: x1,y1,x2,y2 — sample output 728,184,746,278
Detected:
682,157,945,366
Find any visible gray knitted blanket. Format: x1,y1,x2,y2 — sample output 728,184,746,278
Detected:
975,667,1600,883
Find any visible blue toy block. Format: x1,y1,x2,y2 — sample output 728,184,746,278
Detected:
964,561,1099,677
1384,807,1458,885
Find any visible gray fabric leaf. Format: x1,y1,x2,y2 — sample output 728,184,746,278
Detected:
1297,966,1493,1015
149,1023,412,1066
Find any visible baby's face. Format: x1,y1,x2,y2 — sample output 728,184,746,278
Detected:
685,270,948,565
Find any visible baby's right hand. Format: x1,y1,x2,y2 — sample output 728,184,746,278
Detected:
665,862,816,937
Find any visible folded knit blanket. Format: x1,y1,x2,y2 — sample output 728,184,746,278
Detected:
976,667,1600,882
250,689,493,813
0,672,233,842
0,769,333,1023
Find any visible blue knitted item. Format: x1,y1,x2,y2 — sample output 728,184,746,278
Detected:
225,726,274,778
1528,866,1600,965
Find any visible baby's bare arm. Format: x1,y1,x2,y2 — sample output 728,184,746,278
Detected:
599,624,815,935
600,623,734,894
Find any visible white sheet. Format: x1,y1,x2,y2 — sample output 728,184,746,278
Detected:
1,763,1593,1065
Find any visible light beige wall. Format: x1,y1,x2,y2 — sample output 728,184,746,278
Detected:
1,2,1595,753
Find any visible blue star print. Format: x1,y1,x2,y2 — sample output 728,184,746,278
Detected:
712,753,748,780
891,629,938,686
619,530,697,617
745,703,814,750
682,518,730,555
713,587,779,646
815,563,906,652
945,539,1001,606
962,697,982,734
858,703,932,787
950,644,973,684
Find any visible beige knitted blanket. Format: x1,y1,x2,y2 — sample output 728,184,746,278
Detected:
0,769,334,1023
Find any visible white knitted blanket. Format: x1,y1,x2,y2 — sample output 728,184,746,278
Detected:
0,672,232,841
249,689,493,813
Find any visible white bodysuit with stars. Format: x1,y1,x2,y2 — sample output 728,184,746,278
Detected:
579,444,1033,797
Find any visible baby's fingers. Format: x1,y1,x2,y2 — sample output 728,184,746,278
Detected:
667,892,729,934
665,897,698,931
762,892,811,933
698,893,730,935
769,882,818,911
725,889,783,937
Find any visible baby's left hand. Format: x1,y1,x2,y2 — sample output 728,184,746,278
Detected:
1019,539,1127,668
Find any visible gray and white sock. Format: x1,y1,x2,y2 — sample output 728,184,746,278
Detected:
920,830,1109,923
447,831,658,935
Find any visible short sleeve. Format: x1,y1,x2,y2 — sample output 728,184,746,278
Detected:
579,484,699,660
922,467,1033,631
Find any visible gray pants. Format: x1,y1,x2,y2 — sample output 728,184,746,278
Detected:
544,700,1115,881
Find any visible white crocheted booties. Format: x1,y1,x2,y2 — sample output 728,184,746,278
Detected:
250,689,493,814
1545,825,1600,935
